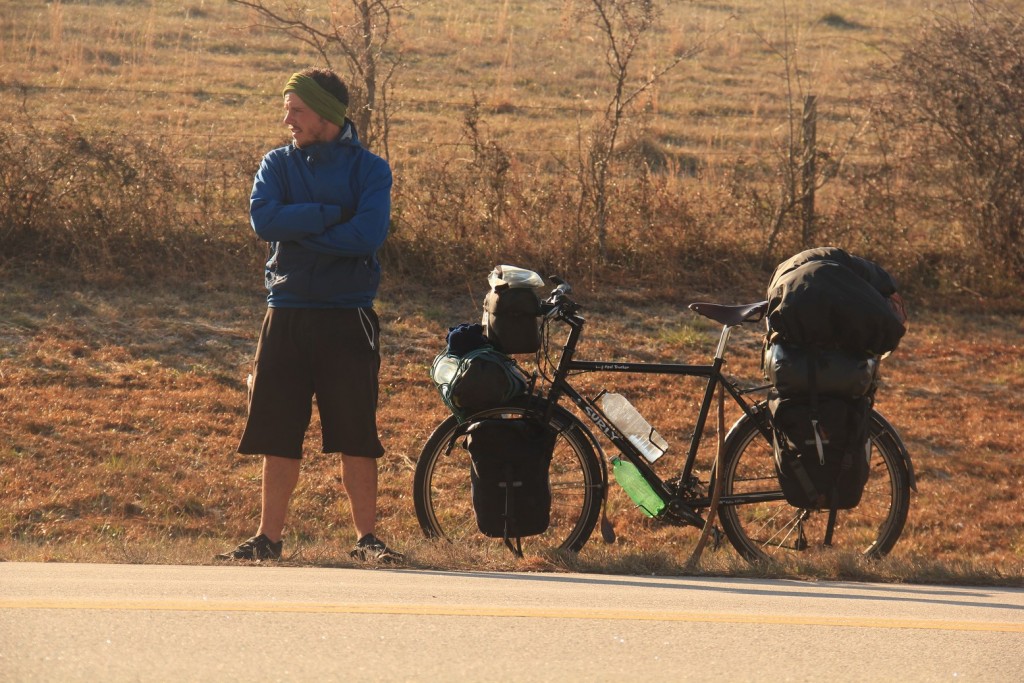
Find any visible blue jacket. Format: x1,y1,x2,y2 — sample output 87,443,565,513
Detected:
250,122,392,308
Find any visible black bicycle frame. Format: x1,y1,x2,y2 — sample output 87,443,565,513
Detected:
541,307,778,509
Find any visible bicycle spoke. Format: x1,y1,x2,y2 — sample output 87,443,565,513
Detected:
718,407,911,563
748,506,799,551
414,401,603,555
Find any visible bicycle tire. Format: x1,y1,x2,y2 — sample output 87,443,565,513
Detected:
717,404,911,563
413,398,604,555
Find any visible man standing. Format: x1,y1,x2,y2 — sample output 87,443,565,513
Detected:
217,68,401,563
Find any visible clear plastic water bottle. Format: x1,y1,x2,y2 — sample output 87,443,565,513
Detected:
430,353,460,385
612,457,665,517
599,392,669,463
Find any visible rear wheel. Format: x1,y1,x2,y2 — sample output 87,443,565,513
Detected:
717,404,911,563
413,399,604,554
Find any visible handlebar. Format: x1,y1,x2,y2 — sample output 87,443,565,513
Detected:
540,277,578,318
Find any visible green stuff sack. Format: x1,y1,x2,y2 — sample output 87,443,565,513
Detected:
430,346,528,419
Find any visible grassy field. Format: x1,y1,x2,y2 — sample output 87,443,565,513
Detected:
1,0,1022,582
4,0,915,145
1,272,1021,583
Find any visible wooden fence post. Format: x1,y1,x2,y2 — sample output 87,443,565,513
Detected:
801,94,817,246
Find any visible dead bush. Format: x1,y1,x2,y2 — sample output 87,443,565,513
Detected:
868,1,1024,287
0,120,259,284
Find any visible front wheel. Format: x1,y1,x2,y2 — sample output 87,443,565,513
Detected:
717,404,911,564
413,398,605,555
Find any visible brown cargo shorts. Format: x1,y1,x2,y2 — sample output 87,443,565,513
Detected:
237,306,385,459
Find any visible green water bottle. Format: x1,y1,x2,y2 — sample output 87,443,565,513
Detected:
612,457,665,517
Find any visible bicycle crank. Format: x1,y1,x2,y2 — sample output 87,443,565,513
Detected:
665,499,706,529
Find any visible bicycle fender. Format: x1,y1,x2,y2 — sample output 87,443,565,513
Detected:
553,402,610,489
508,394,610,491
871,410,918,492
726,401,773,445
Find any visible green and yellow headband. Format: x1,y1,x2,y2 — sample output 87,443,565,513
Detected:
282,73,347,127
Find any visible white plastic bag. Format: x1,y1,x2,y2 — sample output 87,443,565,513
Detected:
487,265,545,290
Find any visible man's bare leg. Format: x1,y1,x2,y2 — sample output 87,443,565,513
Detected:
340,454,378,539
256,455,301,542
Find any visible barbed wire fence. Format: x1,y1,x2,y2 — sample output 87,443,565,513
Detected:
2,78,871,282
1,79,867,156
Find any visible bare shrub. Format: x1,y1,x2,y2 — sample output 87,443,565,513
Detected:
390,96,742,292
565,0,704,261
740,11,856,268
229,0,406,158
868,1,1024,288
391,99,586,285
602,142,724,283
0,120,258,283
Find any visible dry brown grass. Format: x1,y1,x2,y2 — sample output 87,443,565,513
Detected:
4,0,1015,288
1,272,1021,584
1,1,1023,583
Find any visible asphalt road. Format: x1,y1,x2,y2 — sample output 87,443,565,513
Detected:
1,561,1022,682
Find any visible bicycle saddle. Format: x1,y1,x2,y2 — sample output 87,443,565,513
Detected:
688,301,768,326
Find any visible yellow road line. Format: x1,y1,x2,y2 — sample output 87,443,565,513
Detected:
1,598,1022,633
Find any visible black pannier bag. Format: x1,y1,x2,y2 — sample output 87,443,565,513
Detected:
482,286,542,355
465,418,555,556
769,393,872,510
766,248,906,356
